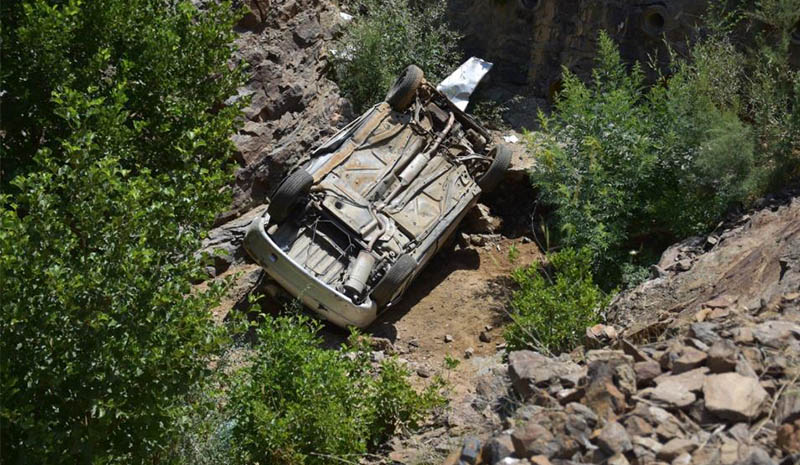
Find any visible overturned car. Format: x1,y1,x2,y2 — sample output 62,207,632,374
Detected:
244,65,511,328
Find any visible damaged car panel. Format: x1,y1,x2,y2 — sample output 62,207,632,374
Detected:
244,65,511,328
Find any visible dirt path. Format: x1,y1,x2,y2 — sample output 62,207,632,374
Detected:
366,236,540,379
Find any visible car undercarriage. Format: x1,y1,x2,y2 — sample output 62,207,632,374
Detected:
245,65,510,327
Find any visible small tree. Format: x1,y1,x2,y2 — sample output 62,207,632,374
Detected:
332,0,461,111
504,248,611,354
0,1,244,462
226,314,444,465
530,31,759,283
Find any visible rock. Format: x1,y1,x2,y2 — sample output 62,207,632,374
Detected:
671,453,692,465
468,234,486,247
620,338,652,363
585,324,618,349
529,456,552,465
704,294,737,308
496,459,523,465
708,307,731,320
641,379,696,409
444,334,454,343
460,437,481,465
707,339,738,373
197,205,268,276
685,337,710,352
636,405,686,441
777,387,800,424
656,438,698,462
596,421,632,455
479,331,492,343
719,440,740,464
738,447,777,465
634,360,662,387
555,387,583,405
778,420,800,454
733,327,754,344
703,373,768,421
752,320,800,349
417,367,431,378
585,350,636,395
511,422,558,459
689,323,721,345
671,346,708,374
632,435,663,458
583,359,629,421
565,402,598,430
624,415,654,437
508,351,585,399
653,367,709,392
484,434,515,465
368,336,396,353
585,349,633,365
665,257,693,272
465,203,502,233
692,445,722,465
695,308,712,322
464,347,475,359
607,453,630,465
736,353,760,379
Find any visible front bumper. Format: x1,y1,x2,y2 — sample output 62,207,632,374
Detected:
243,214,378,329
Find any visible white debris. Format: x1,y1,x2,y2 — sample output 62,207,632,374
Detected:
339,12,353,21
436,57,493,111
503,134,520,143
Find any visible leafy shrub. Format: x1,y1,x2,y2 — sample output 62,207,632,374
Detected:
226,313,444,465
737,0,800,186
504,248,611,354
332,0,461,111
529,31,761,283
0,1,244,462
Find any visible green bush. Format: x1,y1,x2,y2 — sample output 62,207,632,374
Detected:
504,248,612,354
226,314,444,465
332,0,461,111
530,1,800,285
738,0,800,186
0,1,244,462
529,31,762,283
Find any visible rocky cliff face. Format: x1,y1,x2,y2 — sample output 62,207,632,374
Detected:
222,0,353,223
446,0,710,97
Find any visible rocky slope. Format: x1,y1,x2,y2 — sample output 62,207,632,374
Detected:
390,193,799,465
207,4,799,464
222,0,353,222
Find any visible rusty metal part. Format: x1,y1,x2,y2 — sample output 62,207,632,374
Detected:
311,103,391,183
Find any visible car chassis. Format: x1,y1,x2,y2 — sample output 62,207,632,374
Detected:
244,65,510,328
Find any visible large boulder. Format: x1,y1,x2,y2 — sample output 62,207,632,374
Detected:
703,373,768,422
508,351,585,399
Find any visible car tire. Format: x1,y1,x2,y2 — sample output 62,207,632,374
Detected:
267,169,313,223
371,254,417,307
478,144,512,193
385,65,424,111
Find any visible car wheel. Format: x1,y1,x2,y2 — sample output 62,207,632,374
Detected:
385,65,424,111
478,144,512,193
371,254,417,307
267,169,313,223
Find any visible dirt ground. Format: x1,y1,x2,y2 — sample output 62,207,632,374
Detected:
366,236,541,380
